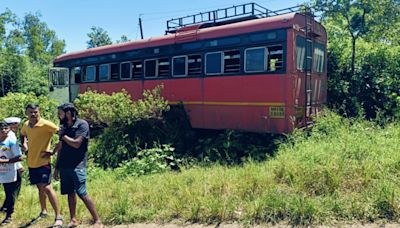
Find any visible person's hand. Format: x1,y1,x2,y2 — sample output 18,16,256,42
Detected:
0,158,8,163
21,143,28,153
58,126,66,138
53,168,59,181
41,151,54,158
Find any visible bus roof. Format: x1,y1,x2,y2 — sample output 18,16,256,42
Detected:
55,13,326,63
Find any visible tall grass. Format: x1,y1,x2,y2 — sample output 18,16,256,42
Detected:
5,111,400,226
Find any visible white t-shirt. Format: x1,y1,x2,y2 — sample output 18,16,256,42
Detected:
0,136,21,183
7,131,23,170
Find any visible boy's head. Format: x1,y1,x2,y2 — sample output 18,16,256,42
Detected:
4,117,21,132
0,121,10,139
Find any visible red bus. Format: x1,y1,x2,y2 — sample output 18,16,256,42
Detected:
49,4,327,134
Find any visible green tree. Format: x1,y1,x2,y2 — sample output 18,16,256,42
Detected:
22,12,65,64
315,0,400,119
116,35,130,43
0,9,65,96
86,26,112,48
314,0,400,75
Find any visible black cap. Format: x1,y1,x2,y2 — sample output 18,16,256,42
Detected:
0,121,9,128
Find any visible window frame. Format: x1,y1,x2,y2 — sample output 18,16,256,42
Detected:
244,47,268,73
120,61,132,80
82,65,96,82
131,60,143,79
172,55,188,77
223,49,241,74
99,64,110,81
157,57,170,77
205,51,223,75
144,59,158,78
187,54,202,76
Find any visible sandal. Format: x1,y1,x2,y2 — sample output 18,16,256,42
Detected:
0,216,12,225
39,211,48,218
52,215,63,228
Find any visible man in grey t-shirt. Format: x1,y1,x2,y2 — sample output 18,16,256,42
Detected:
53,103,101,228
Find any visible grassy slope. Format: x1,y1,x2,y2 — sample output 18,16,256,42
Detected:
7,113,400,226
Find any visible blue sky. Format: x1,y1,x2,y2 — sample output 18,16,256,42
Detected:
0,0,304,53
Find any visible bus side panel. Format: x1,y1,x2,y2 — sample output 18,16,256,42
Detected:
84,81,144,100
143,78,204,128
203,75,287,133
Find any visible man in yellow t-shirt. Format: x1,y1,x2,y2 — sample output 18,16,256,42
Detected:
20,104,63,227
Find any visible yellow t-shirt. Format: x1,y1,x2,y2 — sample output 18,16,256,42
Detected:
21,118,58,168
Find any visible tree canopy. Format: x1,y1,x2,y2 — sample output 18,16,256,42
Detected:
86,26,112,49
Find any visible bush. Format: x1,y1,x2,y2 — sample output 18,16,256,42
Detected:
116,144,180,177
0,92,58,122
78,85,171,168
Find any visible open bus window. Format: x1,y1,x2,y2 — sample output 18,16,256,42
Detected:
120,62,131,80
72,67,81,84
267,45,283,72
188,54,202,76
111,63,120,80
99,64,109,81
205,52,222,75
296,36,306,71
224,49,240,73
245,47,267,72
158,58,170,77
132,61,142,78
172,56,187,77
313,42,325,73
144,59,157,78
83,65,95,82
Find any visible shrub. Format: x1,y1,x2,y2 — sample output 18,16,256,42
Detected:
116,144,180,177
78,85,171,168
0,92,58,122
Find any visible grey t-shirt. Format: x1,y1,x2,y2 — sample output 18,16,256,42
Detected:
58,118,89,169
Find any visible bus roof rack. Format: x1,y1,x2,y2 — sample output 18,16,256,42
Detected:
165,3,310,34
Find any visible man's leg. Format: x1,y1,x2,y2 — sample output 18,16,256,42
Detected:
37,183,62,226
79,194,101,227
37,187,48,216
67,193,78,227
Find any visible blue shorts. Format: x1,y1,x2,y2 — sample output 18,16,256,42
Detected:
59,168,87,197
29,164,52,185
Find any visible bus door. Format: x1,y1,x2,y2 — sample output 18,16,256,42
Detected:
49,67,69,103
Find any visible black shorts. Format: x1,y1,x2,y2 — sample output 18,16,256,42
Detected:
28,164,52,185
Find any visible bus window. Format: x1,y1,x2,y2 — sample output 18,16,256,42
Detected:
83,65,96,82
111,63,120,80
296,36,306,71
120,62,131,80
72,67,81,84
99,64,110,81
145,59,157,78
132,61,142,78
188,54,202,76
158,58,170,77
172,56,187,77
224,49,240,73
313,42,325,73
267,45,283,71
205,52,223,75
245,47,267,72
